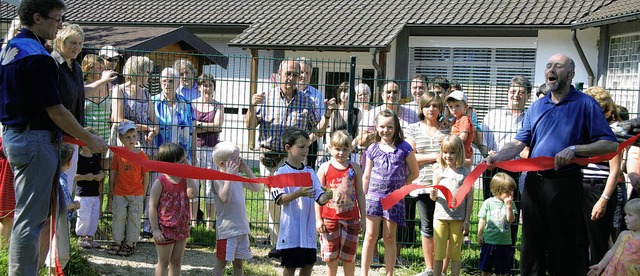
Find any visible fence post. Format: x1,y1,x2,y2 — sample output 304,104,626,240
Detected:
248,49,259,149
347,56,357,136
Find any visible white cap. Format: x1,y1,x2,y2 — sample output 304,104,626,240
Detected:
117,120,136,135
445,90,468,104
99,45,120,58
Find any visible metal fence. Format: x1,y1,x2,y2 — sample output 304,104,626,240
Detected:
2,8,640,273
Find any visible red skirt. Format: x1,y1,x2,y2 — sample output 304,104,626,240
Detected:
0,140,15,219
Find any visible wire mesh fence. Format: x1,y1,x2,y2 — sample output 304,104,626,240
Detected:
2,7,640,273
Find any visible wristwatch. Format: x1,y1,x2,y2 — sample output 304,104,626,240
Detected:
569,145,576,152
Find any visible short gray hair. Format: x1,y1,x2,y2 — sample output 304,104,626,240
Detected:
296,57,312,69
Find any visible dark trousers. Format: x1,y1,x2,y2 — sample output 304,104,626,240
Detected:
521,170,588,276
306,140,318,169
582,181,617,265
482,168,521,246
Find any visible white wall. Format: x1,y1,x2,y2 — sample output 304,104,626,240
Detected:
535,28,600,87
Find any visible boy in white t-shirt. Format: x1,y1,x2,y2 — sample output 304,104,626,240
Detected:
212,142,261,276
271,128,333,276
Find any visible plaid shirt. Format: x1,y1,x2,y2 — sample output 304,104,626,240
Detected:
59,173,73,220
256,88,321,151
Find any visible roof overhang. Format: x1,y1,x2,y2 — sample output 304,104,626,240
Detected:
571,13,640,29
82,25,228,69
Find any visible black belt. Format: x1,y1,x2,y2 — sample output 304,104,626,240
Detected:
583,178,608,185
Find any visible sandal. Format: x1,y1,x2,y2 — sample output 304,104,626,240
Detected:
107,243,121,255
118,244,134,257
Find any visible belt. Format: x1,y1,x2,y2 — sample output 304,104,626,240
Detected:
583,178,608,186
535,168,581,178
3,124,54,132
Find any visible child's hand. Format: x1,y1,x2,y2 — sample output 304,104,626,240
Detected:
316,218,326,233
504,195,513,206
587,263,604,276
297,187,315,198
152,229,165,243
322,186,333,200
225,158,241,174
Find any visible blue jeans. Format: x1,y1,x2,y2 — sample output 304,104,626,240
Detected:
2,128,59,275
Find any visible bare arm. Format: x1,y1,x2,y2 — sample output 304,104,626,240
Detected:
588,231,629,276
111,85,125,123
591,152,622,221
477,218,486,245
245,93,263,129
186,179,199,199
405,150,419,184
486,140,527,165
312,98,337,142
362,157,373,195
315,163,329,233
148,179,164,242
46,104,108,153
555,140,619,169
240,159,262,192
276,187,312,205
353,162,366,232
213,180,233,204
84,70,116,98
408,138,438,166
142,171,150,197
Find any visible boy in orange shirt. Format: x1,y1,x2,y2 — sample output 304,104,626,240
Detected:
446,90,475,160
108,120,150,256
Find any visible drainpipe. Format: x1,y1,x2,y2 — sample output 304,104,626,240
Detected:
371,48,383,101
571,29,595,87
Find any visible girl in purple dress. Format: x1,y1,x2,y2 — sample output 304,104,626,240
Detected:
360,109,419,276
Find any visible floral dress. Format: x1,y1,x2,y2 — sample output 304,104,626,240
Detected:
603,232,640,275
156,174,190,241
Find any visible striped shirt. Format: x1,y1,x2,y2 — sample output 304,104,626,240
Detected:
84,96,112,141
256,88,320,151
404,122,447,186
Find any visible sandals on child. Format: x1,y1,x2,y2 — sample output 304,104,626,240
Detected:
117,244,135,257
107,243,121,255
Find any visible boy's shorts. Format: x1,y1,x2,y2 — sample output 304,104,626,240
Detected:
280,247,316,268
320,219,359,262
478,243,514,274
216,234,253,261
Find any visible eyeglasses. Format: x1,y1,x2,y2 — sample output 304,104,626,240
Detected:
42,14,64,23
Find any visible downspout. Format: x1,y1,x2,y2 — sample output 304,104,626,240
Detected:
571,29,595,86
370,48,383,88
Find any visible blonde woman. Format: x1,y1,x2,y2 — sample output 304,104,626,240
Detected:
111,55,158,157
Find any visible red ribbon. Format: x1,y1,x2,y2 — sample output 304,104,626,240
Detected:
381,133,640,210
63,136,311,189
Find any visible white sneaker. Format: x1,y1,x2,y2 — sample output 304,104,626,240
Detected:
413,268,434,276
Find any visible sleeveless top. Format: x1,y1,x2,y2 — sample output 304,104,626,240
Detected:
194,101,222,147
118,86,155,156
156,174,190,241
321,162,360,220
84,96,111,141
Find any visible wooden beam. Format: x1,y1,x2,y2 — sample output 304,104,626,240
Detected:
248,49,259,149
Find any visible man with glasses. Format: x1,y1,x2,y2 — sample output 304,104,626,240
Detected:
0,0,108,273
245,58,333,258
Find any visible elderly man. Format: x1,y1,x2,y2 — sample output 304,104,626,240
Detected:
0,0,108,273
245,58,334,257
402,74,428,114
486,54,618,275
297,57,333,169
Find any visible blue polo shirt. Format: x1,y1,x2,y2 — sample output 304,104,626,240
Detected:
515,86,617,159
0,29,61,129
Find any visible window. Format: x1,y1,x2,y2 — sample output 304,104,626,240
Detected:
607,34,640,116
409,46,536,123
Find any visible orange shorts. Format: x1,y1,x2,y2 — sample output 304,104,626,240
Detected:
319,219,360,262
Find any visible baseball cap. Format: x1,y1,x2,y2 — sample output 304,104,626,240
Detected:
117,121,137,135
99,45,120,58
445,90,468,104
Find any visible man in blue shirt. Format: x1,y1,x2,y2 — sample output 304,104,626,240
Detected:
0,0,107,274
486,54,618,275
